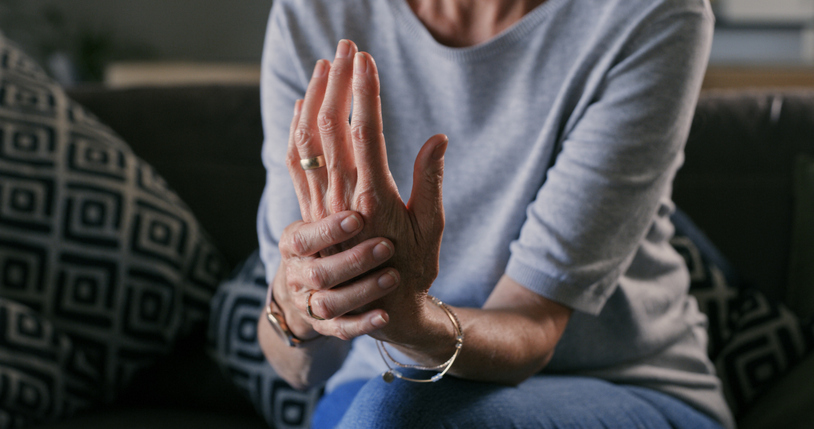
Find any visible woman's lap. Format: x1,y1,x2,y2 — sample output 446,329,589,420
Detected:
312,372,723,429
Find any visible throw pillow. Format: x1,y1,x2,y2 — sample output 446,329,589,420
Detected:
715,287,814,416
208,251,322,429
787,154,814,321
671,209,814,417
671,209,740,358
0,31,227,425
0,298,93,427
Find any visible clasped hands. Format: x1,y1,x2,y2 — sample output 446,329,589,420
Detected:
271,39,449,345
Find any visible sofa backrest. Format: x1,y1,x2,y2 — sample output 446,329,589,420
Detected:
675,90,814,300
68,85,266,268
68,86,812,302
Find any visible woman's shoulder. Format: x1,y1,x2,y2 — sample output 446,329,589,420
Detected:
613,0,713,21
566,0,713,45
574,0,712,22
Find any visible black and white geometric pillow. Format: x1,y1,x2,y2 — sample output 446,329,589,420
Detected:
671,211,814,417
0,32,227,426
208,252,322,429
0,298,95,428
715,288,814,416
671,235,740,358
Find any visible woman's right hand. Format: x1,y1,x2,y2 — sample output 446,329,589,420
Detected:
273,210,400,342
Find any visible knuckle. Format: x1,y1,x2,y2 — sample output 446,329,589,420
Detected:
285,151,300,170
333,324,354,342
328,193,348,216
279,225,298,254
351,122,381,144
305,264,328,289
355,188,380,213
327,63,345,81
294,126,314,149
284,264,296,283
317,108,343,134
290,230,310,255
424,169,444,190
284,265,304,293
312,294,337,319
352,76,377,95
344,249,367,274
316,221,336,246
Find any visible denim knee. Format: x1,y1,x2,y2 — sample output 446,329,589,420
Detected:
335,372,464,429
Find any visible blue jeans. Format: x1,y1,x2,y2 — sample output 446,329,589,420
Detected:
312,372,723,429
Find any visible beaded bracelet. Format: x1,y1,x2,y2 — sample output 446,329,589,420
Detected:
376,295,464,383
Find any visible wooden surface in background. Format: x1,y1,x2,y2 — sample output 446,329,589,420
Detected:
704,66,814,89
102,63,814,89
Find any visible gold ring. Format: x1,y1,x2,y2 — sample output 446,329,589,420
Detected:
306,291,326,321
300,155,326,170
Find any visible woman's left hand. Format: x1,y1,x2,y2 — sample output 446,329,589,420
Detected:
287,39,449,342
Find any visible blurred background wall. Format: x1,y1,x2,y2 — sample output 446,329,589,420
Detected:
0,0,271,85
3,0,814,88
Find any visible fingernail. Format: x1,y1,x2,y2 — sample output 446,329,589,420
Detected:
294,99,303,115
372,241,393,261
371,313,388,328
432,137,448,161
378,270,398,289
313,60,328,78
340,214,361,233
354,52,367,75
336,40,351,59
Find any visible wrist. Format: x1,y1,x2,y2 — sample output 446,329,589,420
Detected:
377,295,465,383
389,295,461,364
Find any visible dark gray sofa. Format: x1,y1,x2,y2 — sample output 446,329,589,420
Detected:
36,86,812,428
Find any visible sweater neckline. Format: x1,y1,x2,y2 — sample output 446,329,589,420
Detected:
387,0,568,62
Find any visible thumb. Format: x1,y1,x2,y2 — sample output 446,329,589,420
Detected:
407,134,447,235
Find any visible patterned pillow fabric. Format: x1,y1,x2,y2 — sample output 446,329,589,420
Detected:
671,209,814,417
0,32,227,426
0,298,92,428
671,208,741,358
716,287,814,416
208,251,322,429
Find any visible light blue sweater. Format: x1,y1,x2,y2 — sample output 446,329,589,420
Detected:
257,0,732,427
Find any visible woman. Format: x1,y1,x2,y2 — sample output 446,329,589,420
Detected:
256,0,733,427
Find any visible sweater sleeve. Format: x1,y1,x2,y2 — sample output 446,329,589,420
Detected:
505,4,714,315
256,2,309,290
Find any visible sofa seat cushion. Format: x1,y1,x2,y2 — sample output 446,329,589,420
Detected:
34,406,268,429
0,32,228,426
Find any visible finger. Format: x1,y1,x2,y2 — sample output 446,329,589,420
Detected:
287,237,394,291
319,40,359,214
308,268,398,320
313,310,389,341
286,99,313,221
279,210,364,258
407,134,447,236
350,52,394,196
296,59,331,219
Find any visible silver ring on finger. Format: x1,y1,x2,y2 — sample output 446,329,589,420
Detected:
300,155,326,171
306,290,327,321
